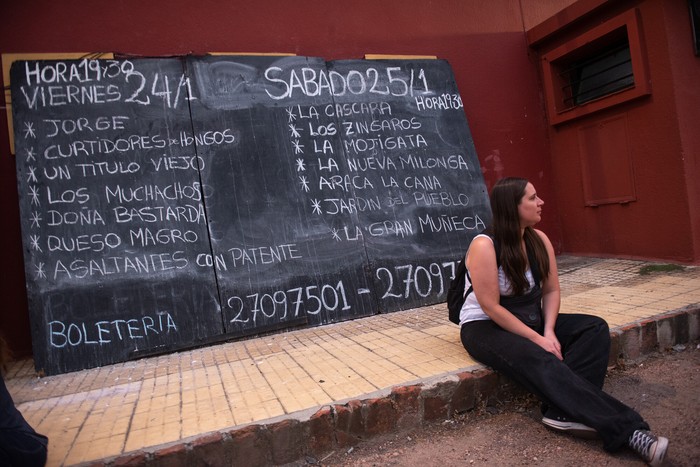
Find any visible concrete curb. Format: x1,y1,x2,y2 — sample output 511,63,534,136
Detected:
87,306,699,467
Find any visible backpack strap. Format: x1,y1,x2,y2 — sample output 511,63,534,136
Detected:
463,269,473,300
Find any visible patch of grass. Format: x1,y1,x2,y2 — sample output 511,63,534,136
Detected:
638,264,685,275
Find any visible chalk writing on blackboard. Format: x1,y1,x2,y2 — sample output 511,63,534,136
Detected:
12,58,223,375
12,55,490,375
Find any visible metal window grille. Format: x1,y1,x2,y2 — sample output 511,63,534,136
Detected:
561,42,634,107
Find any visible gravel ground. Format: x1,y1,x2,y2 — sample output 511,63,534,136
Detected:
290,344,699,467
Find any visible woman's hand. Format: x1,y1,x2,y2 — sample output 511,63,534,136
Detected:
534,330,562,360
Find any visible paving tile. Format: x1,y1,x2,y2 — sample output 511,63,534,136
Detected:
2,257,698,465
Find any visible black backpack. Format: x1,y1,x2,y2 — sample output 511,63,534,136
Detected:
447,258,469,324
447,236,540,325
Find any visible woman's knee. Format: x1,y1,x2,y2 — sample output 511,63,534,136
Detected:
589,315,610,341
567,314,609,335
591,315,609,331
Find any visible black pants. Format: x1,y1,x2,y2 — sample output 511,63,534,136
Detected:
0,373,48,467
460,314,647,451
0,429,48,467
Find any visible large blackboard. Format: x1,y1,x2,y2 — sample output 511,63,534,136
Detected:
11,55,490,375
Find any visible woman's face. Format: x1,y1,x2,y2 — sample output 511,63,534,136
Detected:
518,182,544,228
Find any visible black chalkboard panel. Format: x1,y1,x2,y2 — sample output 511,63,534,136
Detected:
11,58,222,375
327,59,490,312
186,55,376,336
11,55,490,375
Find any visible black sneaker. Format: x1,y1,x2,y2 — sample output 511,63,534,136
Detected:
628,429,668,466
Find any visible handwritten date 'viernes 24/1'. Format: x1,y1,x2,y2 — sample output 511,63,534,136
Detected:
21,60,437,110
227,261,457,325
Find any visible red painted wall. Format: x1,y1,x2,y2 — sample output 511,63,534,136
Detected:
529,0,699,263
0,0,567,356
664,0,700,261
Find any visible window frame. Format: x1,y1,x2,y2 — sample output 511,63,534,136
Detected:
540,8,650,125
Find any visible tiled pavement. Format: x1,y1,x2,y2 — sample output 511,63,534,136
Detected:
5,256,700,466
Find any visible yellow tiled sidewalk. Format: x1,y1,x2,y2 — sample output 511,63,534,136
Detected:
5,256,700,466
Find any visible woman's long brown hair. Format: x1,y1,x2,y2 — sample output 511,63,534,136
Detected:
489,177,550,295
